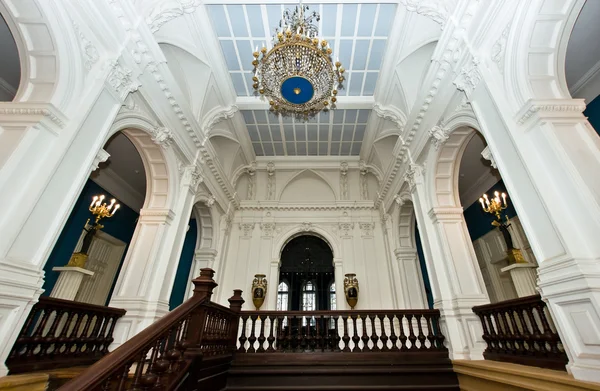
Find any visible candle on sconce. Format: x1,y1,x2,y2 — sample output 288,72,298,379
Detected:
479,197,485,209
96,195,105,207
502,192,507,206
107,198,116,211
90,196,98,208
111,204,120,216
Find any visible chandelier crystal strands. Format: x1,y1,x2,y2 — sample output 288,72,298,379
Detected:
251,4,345,118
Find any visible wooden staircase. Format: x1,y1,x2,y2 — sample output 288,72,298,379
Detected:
224,352,459,391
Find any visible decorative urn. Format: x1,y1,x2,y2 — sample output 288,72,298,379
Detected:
344,273,359,309
251,274,268,310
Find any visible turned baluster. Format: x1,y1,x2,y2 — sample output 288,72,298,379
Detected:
129,347,151,389
276,315,285,352
238,315,248,352
485,311,500,353
322,315,328,352
406,314,417,350
504,309,522,354
266,316,275,352
285,316,293,351
423,314,434,349
416,314,427,350
299,318,307,352
41,309,65,356
254,315,265,353
315,315,321,351
350,314,360,352
431,314,445,349
341,315,351,352
535,304,557,354
369,314,379,351
378,315,389,351
247,315,258,353
360,314,370,351
524,305,543,353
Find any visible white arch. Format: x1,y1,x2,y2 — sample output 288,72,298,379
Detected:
397,194,417,250
272,224,341,261
107,113,179,211
0,0,85,111
505,0,585,107
192,194,218,251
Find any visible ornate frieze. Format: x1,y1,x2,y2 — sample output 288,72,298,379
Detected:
372,103,405,129
300,222,314,232
71,19,99,71
206,195,215,207
203,105,238,138
340,162,349,200
149,126,174,148
359,160,369,200
189,166,204,189
266,161,276,200
404,163,425,189
429,125,450,150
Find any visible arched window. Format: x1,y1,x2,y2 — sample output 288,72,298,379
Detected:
329,282,336,310
302,280,316,311
277,281,289,311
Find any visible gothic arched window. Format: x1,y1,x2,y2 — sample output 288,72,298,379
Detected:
277,281,289,311
329,281,336,310
302,280,316,311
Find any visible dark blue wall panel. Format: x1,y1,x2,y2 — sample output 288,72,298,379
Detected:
415,224,434,309
584,95,600,136
42,180,139,305
169,219,197,310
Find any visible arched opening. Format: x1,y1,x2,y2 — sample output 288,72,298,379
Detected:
0,13,20,101
42,131,147,306
279,235,334,311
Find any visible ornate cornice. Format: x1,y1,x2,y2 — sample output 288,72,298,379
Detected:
480,146,497,169
106,60,140,101
91,149,110,172
71,18,99,71
200,146,239,206
453,58,482,98
491,22,511,74
146,0,201,34
0,106,67,129
238,202,375,211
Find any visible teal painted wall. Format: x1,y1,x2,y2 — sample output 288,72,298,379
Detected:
42,180,139,305
169,219,197,309
463,180,517,242
584,95,600,136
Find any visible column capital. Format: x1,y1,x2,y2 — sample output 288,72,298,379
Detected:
394,248,418,259
194,248,218,259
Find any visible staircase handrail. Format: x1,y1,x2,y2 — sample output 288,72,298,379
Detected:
60,268,244,391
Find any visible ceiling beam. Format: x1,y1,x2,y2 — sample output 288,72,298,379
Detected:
236,96,375,111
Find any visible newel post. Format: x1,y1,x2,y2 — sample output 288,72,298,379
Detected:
228,289,245,352
185,269,218,355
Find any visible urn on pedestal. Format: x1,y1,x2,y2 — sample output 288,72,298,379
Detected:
344,273,359,309
251,274,267,310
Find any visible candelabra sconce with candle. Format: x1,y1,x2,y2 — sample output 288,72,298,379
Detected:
344,273,359,309
66,195,120,268
251,274,267,310
479,191,525,264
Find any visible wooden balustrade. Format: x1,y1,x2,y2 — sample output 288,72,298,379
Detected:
60,269,245,391
472,294,568,370
236,310,446,353
6,296,126,374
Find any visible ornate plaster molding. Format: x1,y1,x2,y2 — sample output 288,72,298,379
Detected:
149,126,174,148
481,146,497,169
91,149,110,172
239,223,255,238
428,125,450,150
260,222,276,237
71,18,99,71
200,147,239,206
0,106,66,129
372,103,406,130
146,0,201,33
238,202,375,211
491,22,511,74
516,99,587,125
189,165,204,189
453,58,482,98
359,222,375,237
300,222,314,232
394,194,404,206
246,161,257,200
203,105,238,138
404,163,425,189
399,0,449,28
206,195,215,207
266,161,276,200
359,160,369,200
340,162,349,200
106,60,140,101
338,222,354,237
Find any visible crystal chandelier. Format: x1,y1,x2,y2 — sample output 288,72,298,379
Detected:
251,4,345,118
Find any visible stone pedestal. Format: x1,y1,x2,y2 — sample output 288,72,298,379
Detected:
501,263,538,297
50,266,94,300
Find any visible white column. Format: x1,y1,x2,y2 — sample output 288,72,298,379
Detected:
501,264,538,298
109,169,196,347
394,249,428,309
50,267,94,301
267,259,279,310
410,166,489,360
333,258,345,310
